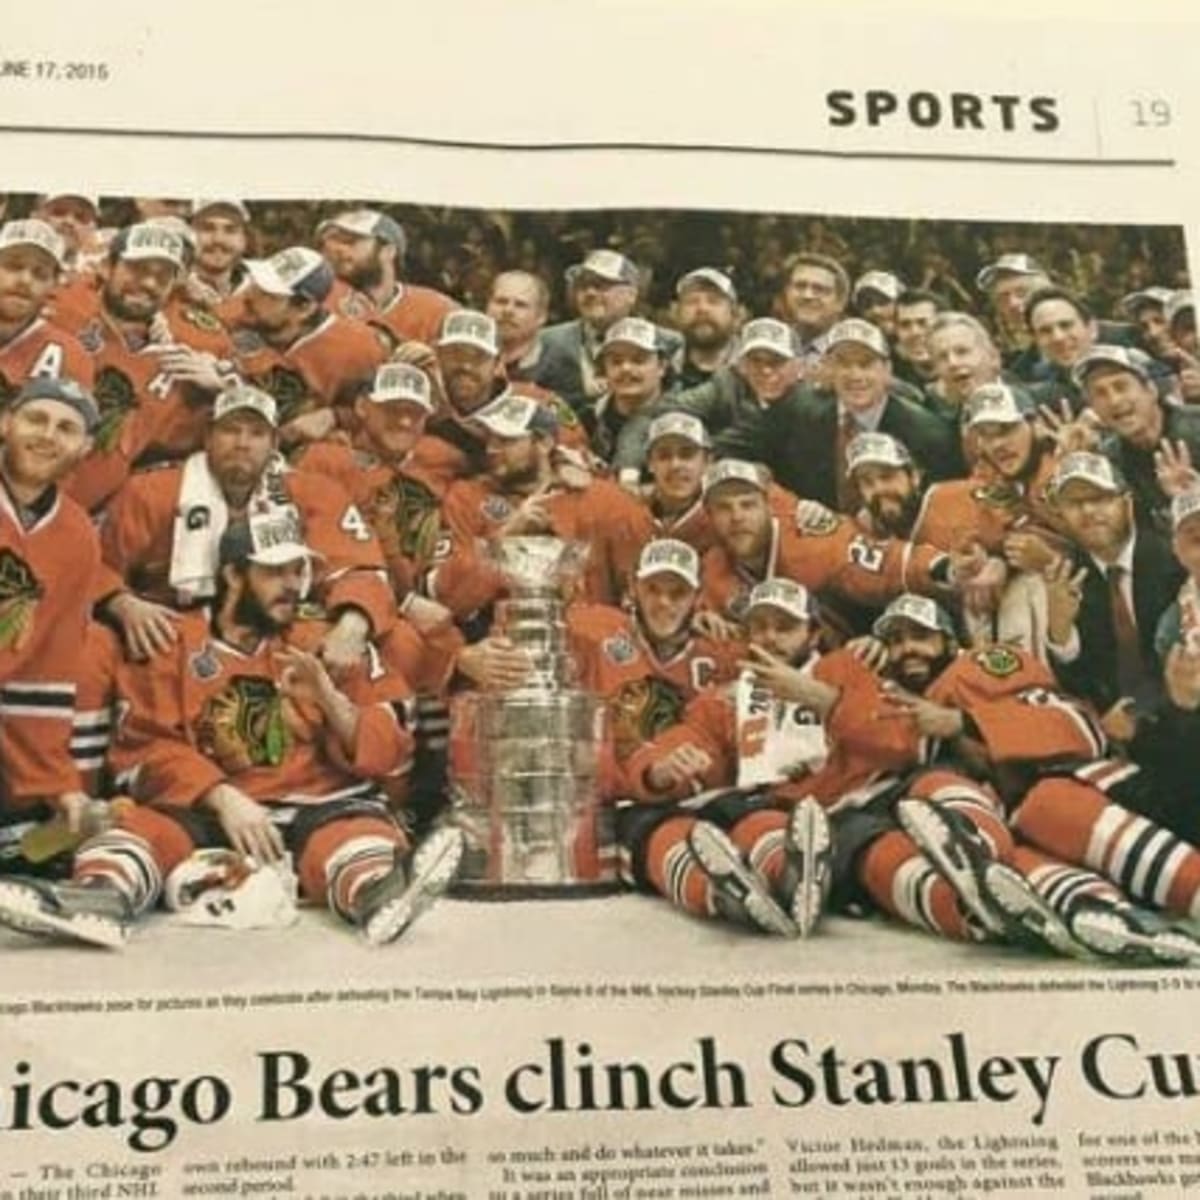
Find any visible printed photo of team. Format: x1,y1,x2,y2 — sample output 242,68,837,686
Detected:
0,190,1198,969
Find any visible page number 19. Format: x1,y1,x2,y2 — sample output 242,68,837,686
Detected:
1131,98,1172,128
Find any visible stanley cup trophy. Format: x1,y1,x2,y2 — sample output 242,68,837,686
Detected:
448,536,617,896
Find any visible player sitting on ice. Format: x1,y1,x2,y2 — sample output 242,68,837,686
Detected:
869,593,1200,966
0,512,464,950
621,583,1195,961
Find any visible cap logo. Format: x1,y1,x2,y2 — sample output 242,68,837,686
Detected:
638,539,699,581
125,225,185,262
249,506,304,555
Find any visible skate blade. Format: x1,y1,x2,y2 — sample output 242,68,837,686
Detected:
786,800,831,938
363,828,465,948
0,882,127,950
982,864,1089,960
895,799,1004,937
688,823,799,938
1071,909,1200,967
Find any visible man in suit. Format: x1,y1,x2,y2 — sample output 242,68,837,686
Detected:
745,318,964,510
537,249,682,416
1074,343,1200,532
1044,451,1182,726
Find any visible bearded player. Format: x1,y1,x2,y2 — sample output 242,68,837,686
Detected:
619,581,1072,950
0,512,464,949
872,593,1200,965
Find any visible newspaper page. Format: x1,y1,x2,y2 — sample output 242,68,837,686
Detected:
3,1,1200,1197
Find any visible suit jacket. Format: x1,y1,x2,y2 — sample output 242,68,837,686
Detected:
1050,522,1183,715
744,386,965,506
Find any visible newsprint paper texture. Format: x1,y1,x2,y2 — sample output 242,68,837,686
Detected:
3,2,1200,1198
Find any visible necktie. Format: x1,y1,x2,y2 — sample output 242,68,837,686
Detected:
1107,564,1142,697
835,411,859,512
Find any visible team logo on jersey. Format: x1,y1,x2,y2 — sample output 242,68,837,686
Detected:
0,549,42,653
602,632,638,665
92,367,138,451
188,643,222,681
975,645,1020,677
366,475,442,562
970,482,1021,509
338,292,372,320
609,677,688,762
482,495,512,523
256,366,310,425
77,320,105,355
180,305,223,333
195,676,292,773
549,397,579,428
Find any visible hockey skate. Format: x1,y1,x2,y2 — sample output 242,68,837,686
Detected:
895,797,1083,959
353,826,465,947
685,821,799,937
0,877,130,949
776,798,832,937
1069,900,1200,967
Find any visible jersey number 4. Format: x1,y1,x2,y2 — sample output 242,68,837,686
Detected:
339,505,373,542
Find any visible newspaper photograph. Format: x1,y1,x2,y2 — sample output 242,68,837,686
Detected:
2,1,1200,1197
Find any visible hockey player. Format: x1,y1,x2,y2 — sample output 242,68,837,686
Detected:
623,412,797,558
293,361,449,600
96,384,397,670
872,592,1200,964
0,513,464,950
696,458,956,640
620,580,1071,950
431,391,646,619
317,208,458,348
0,378,101,832
232,245,388,446
55,222,236,513
0,220,94,399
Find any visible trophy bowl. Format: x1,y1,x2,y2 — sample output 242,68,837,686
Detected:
484,536,590,596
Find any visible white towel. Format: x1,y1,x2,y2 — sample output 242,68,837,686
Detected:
168,450,290,604
168,452,229,605
734,668,828,790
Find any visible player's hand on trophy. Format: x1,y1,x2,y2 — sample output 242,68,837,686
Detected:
1164,642,1200,712
740,645,839,716
456,636,533,691
879,682,965,738
646,744,712,793
105,590,181,660
202,783,285,864
692,610,741,641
